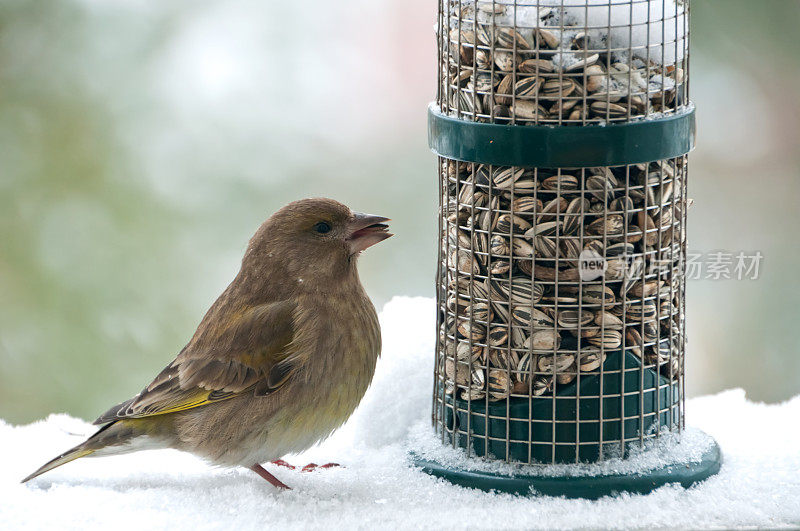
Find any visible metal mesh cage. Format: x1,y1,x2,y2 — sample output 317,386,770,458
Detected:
439,0,689,125
432,0,691,464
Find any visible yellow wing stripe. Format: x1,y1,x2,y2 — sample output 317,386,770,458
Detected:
131,390,237,418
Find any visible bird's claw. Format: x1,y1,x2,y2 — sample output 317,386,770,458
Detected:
301,462,340,473
269,459,341,473
270,459,296,470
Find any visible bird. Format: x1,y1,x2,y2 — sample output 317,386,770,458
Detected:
22,198,392,489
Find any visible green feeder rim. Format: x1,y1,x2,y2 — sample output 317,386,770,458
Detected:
428,103,696,167
411,433,722,499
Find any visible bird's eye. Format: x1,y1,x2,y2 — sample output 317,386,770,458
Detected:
313,221,331,234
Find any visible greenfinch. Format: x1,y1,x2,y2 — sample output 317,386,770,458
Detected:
23,198,392,489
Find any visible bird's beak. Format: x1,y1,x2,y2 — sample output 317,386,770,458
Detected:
346,212,392,254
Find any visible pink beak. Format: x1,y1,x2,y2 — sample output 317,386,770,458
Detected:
346,212,392,254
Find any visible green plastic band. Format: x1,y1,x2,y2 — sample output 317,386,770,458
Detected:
428,103,696,167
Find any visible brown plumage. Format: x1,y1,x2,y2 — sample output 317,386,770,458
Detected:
23,198,392,489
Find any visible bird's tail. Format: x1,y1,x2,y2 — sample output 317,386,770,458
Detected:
21,444,97,483
21,420,138,483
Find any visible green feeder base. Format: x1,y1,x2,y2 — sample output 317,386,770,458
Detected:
444,350,681,464
412,434,721,498
414,349,722,497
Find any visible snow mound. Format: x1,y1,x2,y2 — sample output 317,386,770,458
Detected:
409,423,716,478
2,297,799,530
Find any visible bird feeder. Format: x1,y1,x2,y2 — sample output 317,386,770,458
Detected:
415,0,721,497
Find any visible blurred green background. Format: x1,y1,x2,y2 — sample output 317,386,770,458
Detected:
1,0,798,424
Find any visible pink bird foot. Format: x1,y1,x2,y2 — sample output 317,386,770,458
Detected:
250,464,291,490
270,459,296,470
301,462,341,473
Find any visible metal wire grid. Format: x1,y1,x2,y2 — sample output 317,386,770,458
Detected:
438,0,690,125
431,1,691,464
434,159,688,463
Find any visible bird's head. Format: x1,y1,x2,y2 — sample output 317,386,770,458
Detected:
242,198,392,289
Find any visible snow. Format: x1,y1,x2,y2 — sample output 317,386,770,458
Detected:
465,0,686,66
2,296,800,530
410,424,716,478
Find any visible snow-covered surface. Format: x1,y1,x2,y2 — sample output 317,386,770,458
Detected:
2,297,799,530
410,424,716,478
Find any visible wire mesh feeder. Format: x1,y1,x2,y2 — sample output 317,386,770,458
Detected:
414,0,721,497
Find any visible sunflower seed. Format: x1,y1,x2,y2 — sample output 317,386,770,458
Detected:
533,27,560,49
563,197,590,234
571,31,588,50
460,386,485,401
489,276,544,306
488,347,517,369
557,309,594,329
582,284,615,305
625,300,658,321
490,235,510,256
538,197,568,222
457,319,486,342
585,328,620,349
587,173,618,203
629,280,661,298
492,167,525,189
495,213,532,234
583,239,605,255
590,100,627,118
519,58,555,73
541,78,577,99
512,307,554,329
532,376,553,395
514,76,541,98
587,214,625,236
510,100,548,119
525,329,561,352
476,24,493,46
511,196,542,213
606,242,634,258
475,49,491,69
610,196,635,219
594,311,623,330
516,352,534,383
579,349,606,371
448,249,480,276
445,358,470,386
626,327,644,358
487,325,510,347
534,235,557,258
640,320,659,343
490,260,511,276
542,174,579,191
563,53,599,72
496,27,529,50
465,301,492,322
537,353,574,373
457,341,484,363
560,238,582,265
494,51,517,71
487,369,511,400
525,220,562,238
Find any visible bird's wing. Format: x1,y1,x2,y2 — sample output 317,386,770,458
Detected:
93,299,298,425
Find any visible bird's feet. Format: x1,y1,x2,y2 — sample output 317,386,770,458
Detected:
270,459,296,470
269,459,341,472
301,462,340,473
250,464,291,490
